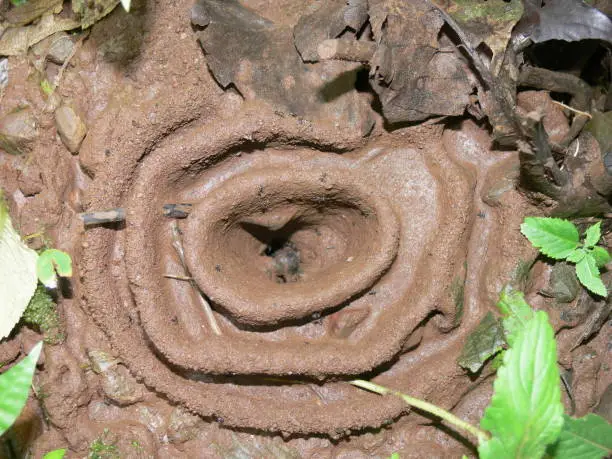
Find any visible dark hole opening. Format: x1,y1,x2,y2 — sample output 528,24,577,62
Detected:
264,238,290,256
240,222,303,283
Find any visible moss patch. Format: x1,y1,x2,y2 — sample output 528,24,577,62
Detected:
22,284,63,344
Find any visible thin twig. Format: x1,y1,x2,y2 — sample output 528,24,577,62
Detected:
351,380,490,444
560,372,575,415
53,31,89,91
163,274,193,281
551,100,592,119
170,221,222,336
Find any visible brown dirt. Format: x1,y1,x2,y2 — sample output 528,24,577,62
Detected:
0,0,609,458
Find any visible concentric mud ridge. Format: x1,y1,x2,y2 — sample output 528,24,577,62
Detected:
80,101,524,435
182,166,400,326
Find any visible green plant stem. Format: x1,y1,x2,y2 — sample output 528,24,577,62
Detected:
351,380,490,444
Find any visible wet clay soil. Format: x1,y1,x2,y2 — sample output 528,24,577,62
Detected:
0,0,610,458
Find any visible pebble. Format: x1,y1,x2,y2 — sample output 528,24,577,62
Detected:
100,364,145,406
55,105,87,153
0,108,38,154
47,33,74,65
167,407,203,443
88,350,144,406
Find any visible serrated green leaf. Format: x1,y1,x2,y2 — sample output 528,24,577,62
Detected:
458,312,505,373
590,246,611,268
496,286,534,346
584,222,602,248
36,249,72,289
0,193,39,339
43,449,66,459
575,254,607,297
566,248,587,264
0,341,42,436
478,311,564,459
521,217,580,259
547,414,612,459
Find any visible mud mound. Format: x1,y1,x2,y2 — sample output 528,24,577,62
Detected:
80,102,526,434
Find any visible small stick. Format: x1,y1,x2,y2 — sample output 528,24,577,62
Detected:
79,208,125,226
551,100,592,119
53,31,89,91
170,221,222,336
163,274,193,281
163,203,192,219
560,372,576,415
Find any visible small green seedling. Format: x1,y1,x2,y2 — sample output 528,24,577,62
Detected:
43,449,66,459
0,342,42,436
36,248,73,289
89,429,120,459
521,217,610,297
353,290,612,459
40,79,54,96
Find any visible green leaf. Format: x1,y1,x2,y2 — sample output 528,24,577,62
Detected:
43,449,67,459
36,248,72,289
547,414,612,459
0,341,42,436
496,286,534,346
566,248,587,264
458,312,505,373
388,454,400,459
590,246,611,268
584,222,602,248
575,254,607,297
0,194,39,339
521,217,580,260
478,311,564,459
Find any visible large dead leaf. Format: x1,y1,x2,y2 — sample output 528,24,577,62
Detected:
514,0,612,44
435,0,523,75
192,0,374,134
72,0,120,29
366,0,474,123
0,13,79,56
293,0,368,62
2,0,63,26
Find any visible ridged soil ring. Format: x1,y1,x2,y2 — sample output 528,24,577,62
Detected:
81,109,474,434
183,167,399,326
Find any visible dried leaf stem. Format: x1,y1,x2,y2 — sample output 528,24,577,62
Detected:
170,221,222,336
